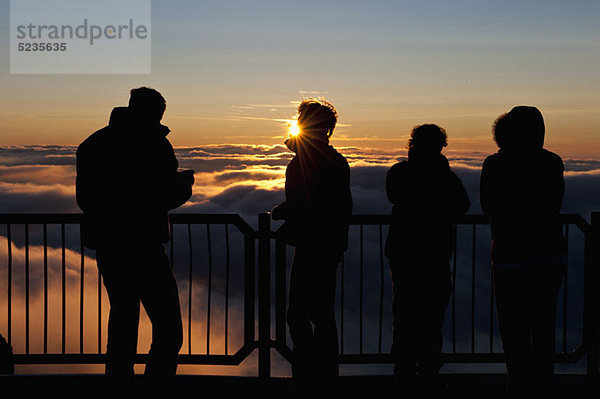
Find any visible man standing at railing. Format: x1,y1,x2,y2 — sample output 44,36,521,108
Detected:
75,87,195,387
385,124,470,390
272,98,353,390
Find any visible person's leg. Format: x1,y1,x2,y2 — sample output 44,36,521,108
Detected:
96,248,141,384
311,251,340,382
389,261,417,381
287,247,315,385
493,267,534,392
139,245,183,382
417,267,451,382
531,263,564,388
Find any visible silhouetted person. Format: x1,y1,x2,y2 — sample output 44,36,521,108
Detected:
76,87,194,386
272,98,352,388
480,106,566,393
385,124,470,388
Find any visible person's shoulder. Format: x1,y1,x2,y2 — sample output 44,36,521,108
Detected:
77,126,110,154
388,160,409,173
481,152,501,169
328,145,350,168
540,148,563,164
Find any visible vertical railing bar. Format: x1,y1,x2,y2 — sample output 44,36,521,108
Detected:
563,223,569,353
224,224,230,355
25,223,29,355
340,254,345,355
378,224,384,354
257,213,271,379
471,223,476,354
489,258,494,354
170,220,174,263
206,224,213,355
274,232,287,351
359,224,364,354
188,223,193,355
80,224,84,354
452,225,457,353
43,223,48,354
61,223,66,354
98,252,102,355
243,232,255,348
7,224,12,347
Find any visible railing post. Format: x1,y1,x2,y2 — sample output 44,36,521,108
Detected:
258,212,271,379
585,212,600,380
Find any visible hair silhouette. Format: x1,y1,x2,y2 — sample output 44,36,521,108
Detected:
128,86,167,125
493,105,545,149
296,97,338,138
407,123,448,153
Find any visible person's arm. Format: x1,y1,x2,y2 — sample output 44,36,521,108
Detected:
273,158,305,220
479,157,496,218
551,156,565,214
386,163,405,206
160,139,194,211
75,143,96,213
449,171,471,221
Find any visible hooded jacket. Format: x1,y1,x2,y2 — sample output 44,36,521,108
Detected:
385,149,470,263
76,107,192,249
480,147,566,261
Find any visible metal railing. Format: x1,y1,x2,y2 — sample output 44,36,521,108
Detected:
0,212,598,378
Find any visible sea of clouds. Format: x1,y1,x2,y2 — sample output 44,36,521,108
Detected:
0,144,598,376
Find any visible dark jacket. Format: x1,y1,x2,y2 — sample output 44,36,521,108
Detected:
76,107,193,249
274,139,353,255
385,150,470,263
480,147,566,261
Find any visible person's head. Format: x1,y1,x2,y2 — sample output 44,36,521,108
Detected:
296,98,338,140
407,124,448,155
128,87,166,124
493,106,545,150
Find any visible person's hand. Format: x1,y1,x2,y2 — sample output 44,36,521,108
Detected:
271,203,285,220
179,169,195,185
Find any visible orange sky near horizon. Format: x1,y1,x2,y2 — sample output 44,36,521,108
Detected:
1,1,599,160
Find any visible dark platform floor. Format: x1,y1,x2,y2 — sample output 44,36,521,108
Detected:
1,373,598,396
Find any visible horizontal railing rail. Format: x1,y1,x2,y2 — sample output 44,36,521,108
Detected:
0,212,598,378
272,212,599,375
0,213,256,368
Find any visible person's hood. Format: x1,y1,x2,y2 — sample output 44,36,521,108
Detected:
499,105,545,150
108,106,170,137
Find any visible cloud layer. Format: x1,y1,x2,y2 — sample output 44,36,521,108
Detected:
0,144,597,375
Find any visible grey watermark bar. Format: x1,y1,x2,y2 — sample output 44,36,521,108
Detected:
10,0,151,74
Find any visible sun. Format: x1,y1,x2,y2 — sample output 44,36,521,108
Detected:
288,119,300,137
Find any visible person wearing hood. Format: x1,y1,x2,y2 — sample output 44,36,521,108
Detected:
272,98,352,388
76,87,194,386
385,124,470,388
480,106,566,393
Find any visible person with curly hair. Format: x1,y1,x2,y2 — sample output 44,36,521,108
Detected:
385,124,470,389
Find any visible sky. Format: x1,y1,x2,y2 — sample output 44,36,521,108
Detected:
0,0,599,157
1,0,600,376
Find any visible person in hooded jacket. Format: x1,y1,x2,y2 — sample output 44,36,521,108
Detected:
480,106,566,393
272,98,353,388
76,87,194,385
385,124,470,387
